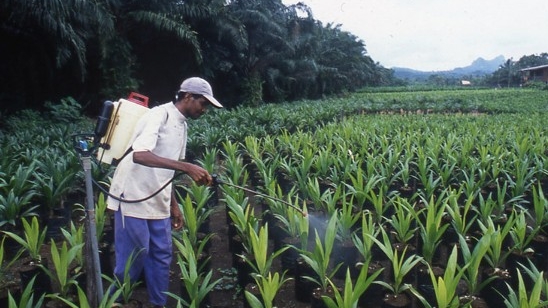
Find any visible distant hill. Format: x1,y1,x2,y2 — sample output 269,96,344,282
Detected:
393,55,505,80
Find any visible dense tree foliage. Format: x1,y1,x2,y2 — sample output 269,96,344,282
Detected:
0,0,396,114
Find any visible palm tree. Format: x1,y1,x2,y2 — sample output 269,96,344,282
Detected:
226,0,297,106
0,0,211,109
94,0,207,99
0,0,113,110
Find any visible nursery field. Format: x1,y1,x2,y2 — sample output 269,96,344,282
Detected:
1,88,547,308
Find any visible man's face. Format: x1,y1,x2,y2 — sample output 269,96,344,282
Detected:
186,95,210,119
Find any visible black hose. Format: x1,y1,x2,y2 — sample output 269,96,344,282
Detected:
92,173,183,203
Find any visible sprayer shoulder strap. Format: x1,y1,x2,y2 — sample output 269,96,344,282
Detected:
111,147,133,167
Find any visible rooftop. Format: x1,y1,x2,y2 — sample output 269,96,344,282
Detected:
520,64,548,72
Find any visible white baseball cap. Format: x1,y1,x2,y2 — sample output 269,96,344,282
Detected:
179,77,223,108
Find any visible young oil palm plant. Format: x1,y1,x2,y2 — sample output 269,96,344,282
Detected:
176,188,214,253
300,213,341,294
222,140,249,185
244,271,292,308
244,224,288,278
444,187,477,242
387,197,417,246
499,270,548,308
410,246,468,308
0,190,39,231
169,233,220,308
370,227,423,296
334,195,361,243
224,193,259,254
103,250,142,306
529,184,548,231
508,209,538,256
344,167,384,211
7,276,45,308
477,213,515,270
0,162,40,230
60,221,85,274
412,194,449,266
457,233,493,298
274,201,309,250
35,153,79,217
3,216,47,263
352,210,380,264
49,284,122,308
40,239,84,298
0,236,22,284
322,258,382,308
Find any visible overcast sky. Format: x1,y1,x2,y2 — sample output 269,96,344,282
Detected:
282,0,548,71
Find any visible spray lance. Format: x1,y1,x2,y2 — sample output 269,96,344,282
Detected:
211,174,307,217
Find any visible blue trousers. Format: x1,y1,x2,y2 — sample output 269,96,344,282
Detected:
112,209,172,306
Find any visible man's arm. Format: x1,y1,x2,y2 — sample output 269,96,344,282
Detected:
132,150,212,186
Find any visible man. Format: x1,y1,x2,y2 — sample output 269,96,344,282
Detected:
107,77,223,307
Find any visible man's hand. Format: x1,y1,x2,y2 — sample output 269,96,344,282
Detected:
184,163,212,186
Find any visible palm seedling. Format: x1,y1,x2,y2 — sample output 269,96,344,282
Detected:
40,239,85,298
410,246,468,308
242,225,291,308
386,197,417,246
7,276,45,308
322,258,382,308
300,213,342,294
103,250,142,305
444,187,477,242
0,162,40,230
528,184,548,231
344,167,384,211
176,189,214,253
499,270,548,308
244,224,288,278
508,209,538,257
244,271,292,308
60,221,85,276
352,210,380,264
477,213,515,270
457,233,493,298
3,216,47,263
35,153,78,217
370,227,423,296
412,194,449,266
0,236,22,284
169,233,221,308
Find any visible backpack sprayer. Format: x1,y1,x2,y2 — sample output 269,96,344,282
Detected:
73,93,178,204
95,92,150,165
74,92,149,160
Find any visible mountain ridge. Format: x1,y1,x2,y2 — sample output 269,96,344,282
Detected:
393,55,505,80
